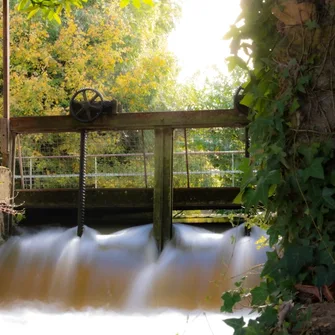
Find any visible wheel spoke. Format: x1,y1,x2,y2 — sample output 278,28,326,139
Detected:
90,93,100,103
75,107,85,116
86,109,92,120
83,91,88,102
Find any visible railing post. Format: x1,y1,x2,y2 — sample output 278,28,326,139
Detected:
232,153,235,187
17,135,25,189
183,128,190,188
141,130,148,188
153,127,173,252
29,158,32,189
94,156,98,189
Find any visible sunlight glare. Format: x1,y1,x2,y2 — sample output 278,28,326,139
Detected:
168,0,241,82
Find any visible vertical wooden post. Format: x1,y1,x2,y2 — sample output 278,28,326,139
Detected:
153,127,173,252
2,0,10,167
5,134,16,237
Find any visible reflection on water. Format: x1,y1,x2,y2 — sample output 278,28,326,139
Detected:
0,223,267,334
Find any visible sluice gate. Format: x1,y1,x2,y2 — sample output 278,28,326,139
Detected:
1,88,248,249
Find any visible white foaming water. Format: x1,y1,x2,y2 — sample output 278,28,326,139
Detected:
0,223,267,334
0,302,256,335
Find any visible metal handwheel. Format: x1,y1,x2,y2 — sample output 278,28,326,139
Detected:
70,88,104,123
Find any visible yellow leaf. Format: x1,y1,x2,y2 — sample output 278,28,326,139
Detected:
142,0,154,6
132,0,141,8
27,7,40,19
120,0,130,8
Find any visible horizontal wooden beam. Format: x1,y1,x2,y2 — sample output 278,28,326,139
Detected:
10,109,248,134
16,187,241,210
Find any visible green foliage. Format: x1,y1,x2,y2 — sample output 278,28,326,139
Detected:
17,0,154,23
221,0,335,334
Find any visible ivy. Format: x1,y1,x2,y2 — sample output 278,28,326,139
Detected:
222,0,335,334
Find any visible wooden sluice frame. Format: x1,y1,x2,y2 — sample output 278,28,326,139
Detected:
1,109,248,250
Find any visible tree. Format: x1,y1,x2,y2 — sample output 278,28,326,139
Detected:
16,0,154,24
4,0,181,188
221,1,335,334
4,0,179,116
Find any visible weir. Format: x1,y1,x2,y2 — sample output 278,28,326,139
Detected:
0,223,267,310
0,93,269,335
0,90,248,249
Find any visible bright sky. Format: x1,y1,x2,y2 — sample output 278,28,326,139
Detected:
168,0,241,83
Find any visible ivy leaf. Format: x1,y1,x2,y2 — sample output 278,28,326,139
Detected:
261,251,282,281
226,56,248,71
298,145,315,165
322,187,335,209
224,317,245,332
254,177,269,205
265,170,281,184
257,306,278,327
314,265,335,287
221,291,242,313
305,20,319,30
284,245,313,276
289,98,300,113
233,191,243,204
297,75,311,93
276,100,285,114
251,282,268,306
302,157,324,182
331,171,335,186
244,324,260,335
240,92,255,108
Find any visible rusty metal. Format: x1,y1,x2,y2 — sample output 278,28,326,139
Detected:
77,130,88,237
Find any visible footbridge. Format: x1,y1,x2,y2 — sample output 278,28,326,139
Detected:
1,96,248,249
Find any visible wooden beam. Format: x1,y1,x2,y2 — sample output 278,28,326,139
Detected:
10,109,248,134
15,187,241,210
153,128,173,251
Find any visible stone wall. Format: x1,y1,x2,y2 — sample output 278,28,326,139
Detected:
0,167,11,240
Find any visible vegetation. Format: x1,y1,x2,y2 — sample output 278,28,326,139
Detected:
3,0,247,190
221,0,335,334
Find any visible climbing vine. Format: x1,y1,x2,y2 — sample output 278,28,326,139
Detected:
221,0,335,334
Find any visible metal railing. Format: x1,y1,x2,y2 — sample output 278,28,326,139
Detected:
15,150,244,189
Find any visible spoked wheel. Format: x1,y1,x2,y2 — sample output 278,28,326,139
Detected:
70,88,104,123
